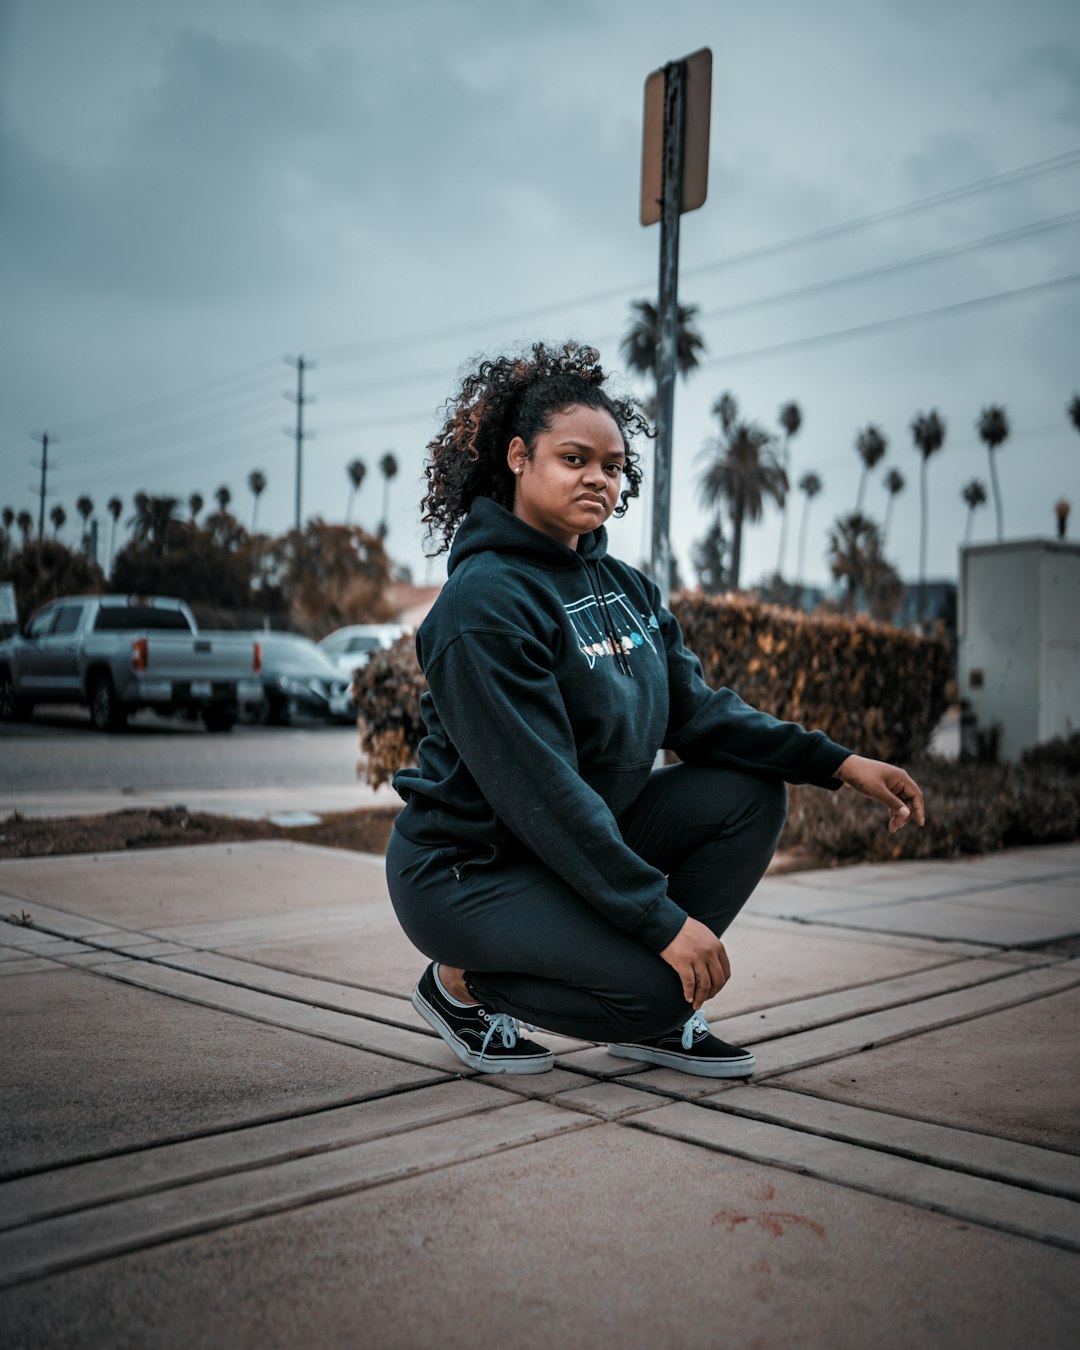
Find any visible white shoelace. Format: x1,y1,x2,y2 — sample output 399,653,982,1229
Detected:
477,1010,539,1064
681,1010,711,1051
478,1010,518,1058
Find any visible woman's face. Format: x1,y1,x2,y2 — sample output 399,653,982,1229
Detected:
507,404,625,549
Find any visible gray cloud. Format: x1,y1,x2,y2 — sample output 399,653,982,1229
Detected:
1,0,1078,588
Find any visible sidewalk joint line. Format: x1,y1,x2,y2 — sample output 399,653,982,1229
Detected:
0,1115,600,1291
0,1075,461,1185
621,1116,1080,1254
686,1089,1080,1201
731,958,1073,1046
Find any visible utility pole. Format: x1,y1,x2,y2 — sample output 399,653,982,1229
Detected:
31,432,54,540
284,356,315,531
650,63,686,609
639,49,711,608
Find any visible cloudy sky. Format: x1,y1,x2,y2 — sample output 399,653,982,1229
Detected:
2,0,1078,593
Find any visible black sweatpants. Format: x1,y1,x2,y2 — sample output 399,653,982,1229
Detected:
386,763,787,1043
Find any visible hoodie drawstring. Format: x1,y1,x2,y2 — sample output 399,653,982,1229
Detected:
586,562,634,677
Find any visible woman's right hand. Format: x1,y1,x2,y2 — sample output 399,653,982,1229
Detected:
658,917,731,1010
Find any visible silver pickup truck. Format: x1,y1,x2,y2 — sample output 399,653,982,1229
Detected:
0,594,262,732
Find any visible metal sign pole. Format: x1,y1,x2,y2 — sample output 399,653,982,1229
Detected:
650,60,686,610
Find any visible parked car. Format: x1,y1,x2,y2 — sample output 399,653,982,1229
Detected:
240,633,356,725
317,623,408,675
0,594,261,732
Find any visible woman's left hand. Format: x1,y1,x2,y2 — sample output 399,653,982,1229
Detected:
834,755,926,833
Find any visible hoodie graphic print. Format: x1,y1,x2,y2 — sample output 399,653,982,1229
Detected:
393,497,850,953
564,590,659,669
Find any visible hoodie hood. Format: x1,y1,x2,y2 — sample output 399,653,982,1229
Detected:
447,496,609,576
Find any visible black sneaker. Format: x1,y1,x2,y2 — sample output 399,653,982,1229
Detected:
411,963,555,1075
608,1011,755,1079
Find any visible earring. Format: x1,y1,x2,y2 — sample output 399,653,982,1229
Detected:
512,466,522,475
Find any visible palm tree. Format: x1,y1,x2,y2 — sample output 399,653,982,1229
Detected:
107,496,123,570
346,457,366,525
49,503,66,537
215,484,232,514
976,405,1009,540
189,491,204,522
16,510,33,548
247,469,267,532
76,495,94,552
620,300,707,410
775,401,802,576
622,299,707,555
697,393,786,590
961,479,987,543
1068,393,1080,436
0,506,13,564
854,425,888,514
378,452,398,536
691,520,726,595
911,410,946,624
796,472,823,589
128,494,181,555
828,512,884,613
882,468,905,548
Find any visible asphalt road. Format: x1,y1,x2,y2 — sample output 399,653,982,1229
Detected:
0,705,363,793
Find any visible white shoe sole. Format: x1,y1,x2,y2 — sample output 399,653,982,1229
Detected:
411,987,555,1075
607,1042,756,1079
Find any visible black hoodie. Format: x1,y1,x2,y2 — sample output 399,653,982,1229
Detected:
393,497,851,954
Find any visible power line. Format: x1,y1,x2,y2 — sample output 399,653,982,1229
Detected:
27,272,1077,500
682,146,1080,282
53,379,283,449
6,145,1076,460
37,357,282,440
320,209,1080,402
305,410,439,438
318,365,454,399
48,423,286,485
698,270,1080,369
693,210,1080,324
315,145,1080,366
56,404,286,464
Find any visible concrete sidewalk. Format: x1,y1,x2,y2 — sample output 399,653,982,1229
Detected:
1,839,1078,1347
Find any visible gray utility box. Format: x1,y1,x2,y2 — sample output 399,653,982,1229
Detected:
959,539,1080,761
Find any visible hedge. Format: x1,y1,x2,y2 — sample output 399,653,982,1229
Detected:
356,592,951,787
355,634,430,788
782,754,1080,864
674,593,951,764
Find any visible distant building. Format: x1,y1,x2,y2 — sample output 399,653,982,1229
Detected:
384,581,442,630
959,539,1080,761
895,580,958,646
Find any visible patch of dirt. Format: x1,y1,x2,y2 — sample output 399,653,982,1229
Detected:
0,807,853,876
0,806,401,860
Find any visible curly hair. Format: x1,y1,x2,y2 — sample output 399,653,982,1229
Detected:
421,340,649,554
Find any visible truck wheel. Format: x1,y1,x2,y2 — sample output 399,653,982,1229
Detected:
260,690,289,726
0,668,33,722
203,704,238,733
89,674,127,732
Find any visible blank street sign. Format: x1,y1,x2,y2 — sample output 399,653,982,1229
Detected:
640,47,712,227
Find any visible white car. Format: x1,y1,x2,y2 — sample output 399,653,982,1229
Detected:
317,623,408,676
